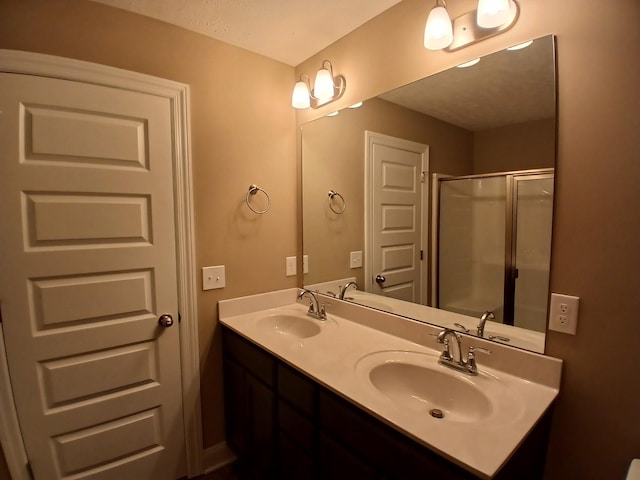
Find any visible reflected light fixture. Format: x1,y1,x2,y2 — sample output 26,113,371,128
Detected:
457,58,480,68
424,0,453,50
424,0,519,52
291,60,346,109
507,39,533,51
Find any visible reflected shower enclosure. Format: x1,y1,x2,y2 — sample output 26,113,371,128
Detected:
436,170,554,332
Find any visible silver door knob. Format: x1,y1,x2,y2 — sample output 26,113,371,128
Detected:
375,275,386,284
158,314,174,328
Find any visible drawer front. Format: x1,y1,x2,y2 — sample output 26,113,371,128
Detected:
222,327,275,386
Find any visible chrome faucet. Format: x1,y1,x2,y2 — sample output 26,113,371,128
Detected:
297,289,327,320
433,328,491,375
339,281,358,300
477,310,495,338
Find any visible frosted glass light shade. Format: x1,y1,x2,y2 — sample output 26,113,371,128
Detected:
477,0,511,28
291,81,310,109
313,68,335,101
424,5,453,50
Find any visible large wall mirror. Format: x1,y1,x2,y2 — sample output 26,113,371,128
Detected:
301,35,556,353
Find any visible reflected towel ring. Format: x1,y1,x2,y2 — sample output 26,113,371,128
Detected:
328,190,346,214
246,184,270,214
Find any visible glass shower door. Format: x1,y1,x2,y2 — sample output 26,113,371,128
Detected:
512,174,554,332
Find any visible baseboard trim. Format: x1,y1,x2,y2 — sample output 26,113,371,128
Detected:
203,442,237,474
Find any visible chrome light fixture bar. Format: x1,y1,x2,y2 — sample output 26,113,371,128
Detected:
291,60,346,110
424,0,519,52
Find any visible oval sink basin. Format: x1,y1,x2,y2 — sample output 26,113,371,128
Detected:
356,350,496,423
368,362,492,422
257,314,322,339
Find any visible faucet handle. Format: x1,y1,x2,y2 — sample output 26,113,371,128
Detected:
467,345,491,374
469,345,491,355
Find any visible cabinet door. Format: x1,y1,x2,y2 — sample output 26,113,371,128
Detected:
223,358,276,478
319,434,382,480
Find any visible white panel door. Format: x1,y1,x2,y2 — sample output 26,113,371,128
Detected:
0,73,186,479
370,141,426,303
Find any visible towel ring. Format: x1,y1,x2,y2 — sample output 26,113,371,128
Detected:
246,184,270,214
328,190,346,214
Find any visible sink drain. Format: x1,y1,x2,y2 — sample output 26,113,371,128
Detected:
429,408,444,419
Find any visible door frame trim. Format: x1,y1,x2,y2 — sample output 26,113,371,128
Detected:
364,131,430,304
0,49,203,478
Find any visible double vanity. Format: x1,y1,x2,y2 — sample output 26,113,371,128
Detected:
219,288,562,479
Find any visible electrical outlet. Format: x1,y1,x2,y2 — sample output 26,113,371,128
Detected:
202,265,225,290
548,293,579,334
285,256,296,276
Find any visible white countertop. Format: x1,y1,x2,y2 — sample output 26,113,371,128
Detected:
219,288,562,479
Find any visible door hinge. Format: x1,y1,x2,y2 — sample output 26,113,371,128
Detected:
178,312,182,323
420,250,424,260
421,171,426,183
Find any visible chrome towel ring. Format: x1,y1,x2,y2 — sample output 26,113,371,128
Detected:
246,184,270,214
328,190,346,214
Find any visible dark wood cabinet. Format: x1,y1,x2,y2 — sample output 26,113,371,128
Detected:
221,326,550,480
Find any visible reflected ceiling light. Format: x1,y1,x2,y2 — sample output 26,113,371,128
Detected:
291,60,346,110
477,0,511,28
506,40,533,51
326,111,340,117
424,0,519,52
348,101,363,109
424,0,453,50
457,58,481,68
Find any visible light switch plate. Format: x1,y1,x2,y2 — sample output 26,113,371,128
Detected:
285,256,296,277
350,251,363,269
303,255,309,274
548,293,579,334
202,265,226,290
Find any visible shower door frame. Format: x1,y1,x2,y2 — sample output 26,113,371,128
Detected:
434,168,554,326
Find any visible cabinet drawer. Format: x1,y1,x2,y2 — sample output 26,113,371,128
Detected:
222,327,275,386
278,361,316,416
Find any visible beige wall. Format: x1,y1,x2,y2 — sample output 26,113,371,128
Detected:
473,118,556,173
0,0,296,456
297,0,640,478
302,97,472,286
1,0,638,478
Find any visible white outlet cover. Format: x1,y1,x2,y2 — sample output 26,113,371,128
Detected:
548,293,579,334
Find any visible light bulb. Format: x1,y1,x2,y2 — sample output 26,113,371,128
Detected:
313,68,335,101
477,0,511,28
424,5,453,50
291,81,310,109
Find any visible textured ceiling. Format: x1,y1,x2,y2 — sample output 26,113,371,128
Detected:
89,0,402,66
380,36,556,131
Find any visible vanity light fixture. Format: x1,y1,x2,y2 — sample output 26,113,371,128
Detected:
291,60,346,109
424,0,519,52
477,0,511,28
424,0,453,50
